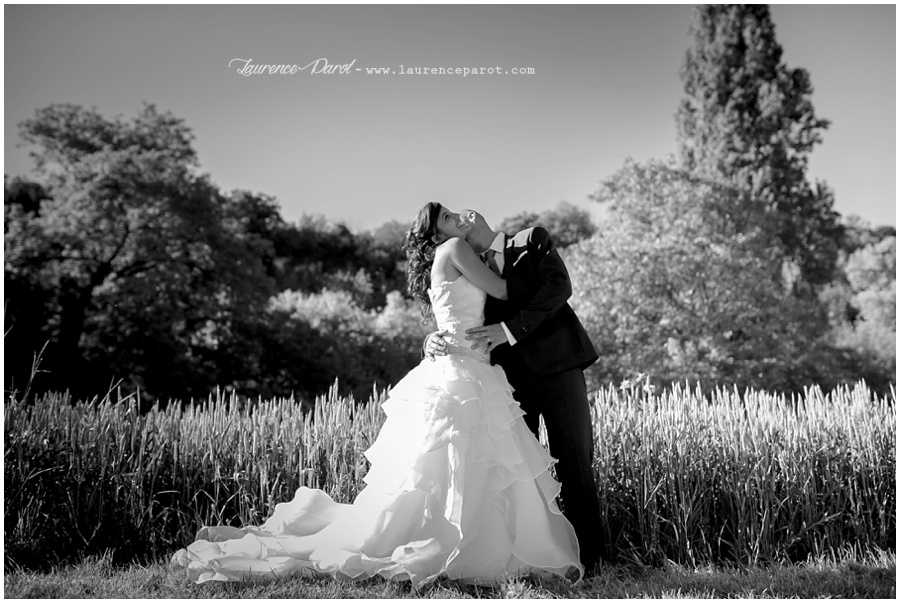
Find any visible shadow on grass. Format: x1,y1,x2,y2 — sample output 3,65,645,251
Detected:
4,550,896,599
581,554,897,599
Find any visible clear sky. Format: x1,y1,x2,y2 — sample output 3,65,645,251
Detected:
4,4,896,231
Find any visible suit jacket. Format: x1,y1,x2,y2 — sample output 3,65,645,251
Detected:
486,227,598,376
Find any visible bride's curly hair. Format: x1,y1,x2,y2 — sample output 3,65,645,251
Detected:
402,201,443,321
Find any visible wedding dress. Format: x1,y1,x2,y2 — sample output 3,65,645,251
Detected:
171,276,583,587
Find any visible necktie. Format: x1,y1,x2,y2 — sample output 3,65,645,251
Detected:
484,249,501,276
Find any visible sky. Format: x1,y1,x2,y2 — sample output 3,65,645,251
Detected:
4,4,896,231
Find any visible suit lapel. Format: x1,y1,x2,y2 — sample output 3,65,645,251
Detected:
501,234,514,278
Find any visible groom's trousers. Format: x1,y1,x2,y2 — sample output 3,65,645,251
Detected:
503,364,604,569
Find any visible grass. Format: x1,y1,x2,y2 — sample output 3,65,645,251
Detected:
4,547,895,599
4,380,895,571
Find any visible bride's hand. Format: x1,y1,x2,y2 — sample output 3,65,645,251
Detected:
425,330,451,361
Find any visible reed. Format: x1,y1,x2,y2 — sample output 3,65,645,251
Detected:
3,380,894,570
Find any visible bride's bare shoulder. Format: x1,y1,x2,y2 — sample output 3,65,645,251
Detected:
440,237,474,256
432,239,459,265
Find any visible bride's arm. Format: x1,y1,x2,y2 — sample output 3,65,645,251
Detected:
442,238,507,300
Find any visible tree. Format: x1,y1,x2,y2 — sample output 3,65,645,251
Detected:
356,220,410,308
817,234,896,394
6,105,465,403
567,159,832,393
844,237,896,327
676,5,842,286
498,202,596,248
497,211,540,240
221,190,286,281
268,288,427,401
373,290,434,342
368,219,411,251
4,177,57,394
836,237,896,378
5,104,273,400
838,214,895,257
4,176,50,214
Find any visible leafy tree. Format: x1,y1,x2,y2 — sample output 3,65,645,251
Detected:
368,219,411,251
5,104,273,401
676,4,842,286
221,190,286,281
844,237,896,328
4,176,50,214
357,220,410,305
819,215,896,332
268,288,426,401
5,104,454,404
498,201,596,248
266,215,406,309
497,211,540,240
4,177,56,394
817,237,896,394
838,215,895,257
373,290,435,342
567,159,837,393
831,237,896,385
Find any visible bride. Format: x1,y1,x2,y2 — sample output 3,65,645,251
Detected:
171,202,583,587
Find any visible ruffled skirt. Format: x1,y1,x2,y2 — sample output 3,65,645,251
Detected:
171,354,582,587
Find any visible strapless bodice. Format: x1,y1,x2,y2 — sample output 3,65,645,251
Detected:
428,277,489,363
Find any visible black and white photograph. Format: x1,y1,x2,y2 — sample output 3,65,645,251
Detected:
4,2,895,598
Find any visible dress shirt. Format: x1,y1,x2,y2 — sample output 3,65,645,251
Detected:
485,232,517,346
486,232,506,274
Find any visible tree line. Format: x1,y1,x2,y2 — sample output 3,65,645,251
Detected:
568,5,894,394
4,5,894,406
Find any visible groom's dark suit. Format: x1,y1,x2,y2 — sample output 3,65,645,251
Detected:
485,226,603,569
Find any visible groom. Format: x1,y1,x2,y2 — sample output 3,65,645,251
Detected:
425,208,604,572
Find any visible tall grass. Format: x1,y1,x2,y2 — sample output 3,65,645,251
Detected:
592,381,894,566
4,380,894,571
4,381,384,569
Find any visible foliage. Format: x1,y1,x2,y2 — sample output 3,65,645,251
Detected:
266,288,431,402
220,190,288,281
839,214,896,257
4,104,412,404
374,290,436,343
4,381,894,571
844,236,896,329
3,99,892,407
4,104,274,401
272,215,407,309
567,159,839,393
820,236,896,390
214,194,408,308
676,5,842,286
497,201,596,248
562,5,893,394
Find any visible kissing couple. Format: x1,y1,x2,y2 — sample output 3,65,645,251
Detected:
172,202,604,587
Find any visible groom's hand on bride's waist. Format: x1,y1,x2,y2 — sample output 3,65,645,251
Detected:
465,324,509,354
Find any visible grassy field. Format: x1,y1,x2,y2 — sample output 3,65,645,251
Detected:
4,547,895,599
4,379,896,597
